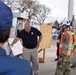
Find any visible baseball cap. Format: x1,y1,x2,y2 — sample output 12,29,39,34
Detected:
0,1,13,31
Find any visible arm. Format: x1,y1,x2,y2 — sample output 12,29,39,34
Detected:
57,34,60,40
10,37,20,46
57,34,60,45
36,34,42,48
11,30,23,46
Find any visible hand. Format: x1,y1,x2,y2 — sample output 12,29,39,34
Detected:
58,57,63,63
36,44,39,49
9,43,14,47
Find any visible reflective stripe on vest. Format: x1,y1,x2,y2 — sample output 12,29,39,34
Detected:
66,45,74,56
74,35,76,45
59,35,63,55
60,44,62,47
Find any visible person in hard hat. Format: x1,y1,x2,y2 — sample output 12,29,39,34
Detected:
55,24,63,61
0,1,32,75
74,31,76,49
55,20,74,75
70,31,76,68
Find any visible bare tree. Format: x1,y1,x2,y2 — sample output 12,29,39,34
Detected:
2,0,21,11
32,4,51,25
3,0,39,21
3,0,51,23
19,0,40,22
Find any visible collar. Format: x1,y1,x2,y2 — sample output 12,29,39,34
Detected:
0,47,6,55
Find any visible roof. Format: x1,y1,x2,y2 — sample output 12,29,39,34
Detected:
52,20,59,28
13,12,28,19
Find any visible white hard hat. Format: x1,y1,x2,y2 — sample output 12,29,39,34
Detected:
59,20,70,26
59,23,63,27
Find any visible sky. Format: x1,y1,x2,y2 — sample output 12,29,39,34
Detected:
38,0,76,22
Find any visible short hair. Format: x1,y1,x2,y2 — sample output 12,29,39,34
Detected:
0,29,10,43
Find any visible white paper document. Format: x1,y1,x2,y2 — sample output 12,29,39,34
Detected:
8,38,23,56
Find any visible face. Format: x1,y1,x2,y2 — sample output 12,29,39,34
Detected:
24,22,31,31
63,25,67,32
63,25,67,29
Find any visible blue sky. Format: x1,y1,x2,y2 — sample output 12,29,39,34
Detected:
38,0,76,22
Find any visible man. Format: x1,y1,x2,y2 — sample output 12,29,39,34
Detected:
55,20,74,75
55,25,63,61
70,31,76,68
0,2,32,75
74,31,76,50
54,34,60,61
11,21,42,75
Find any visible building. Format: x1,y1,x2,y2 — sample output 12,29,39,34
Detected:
10,12,28,38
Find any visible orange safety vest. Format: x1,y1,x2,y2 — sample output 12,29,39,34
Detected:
59,30,74,56
59,34,63,55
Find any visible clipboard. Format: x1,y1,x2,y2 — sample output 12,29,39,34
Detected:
8,38,23,56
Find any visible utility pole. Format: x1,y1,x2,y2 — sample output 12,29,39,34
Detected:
68,0,74,21
68,0,75,32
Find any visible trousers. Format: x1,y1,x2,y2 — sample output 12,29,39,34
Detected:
23,47,39,75
55,61,70,75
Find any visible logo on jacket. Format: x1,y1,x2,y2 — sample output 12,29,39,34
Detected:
31,32,34,35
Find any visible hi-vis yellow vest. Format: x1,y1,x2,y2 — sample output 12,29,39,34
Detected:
59,30,74,56
74,35,76,45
